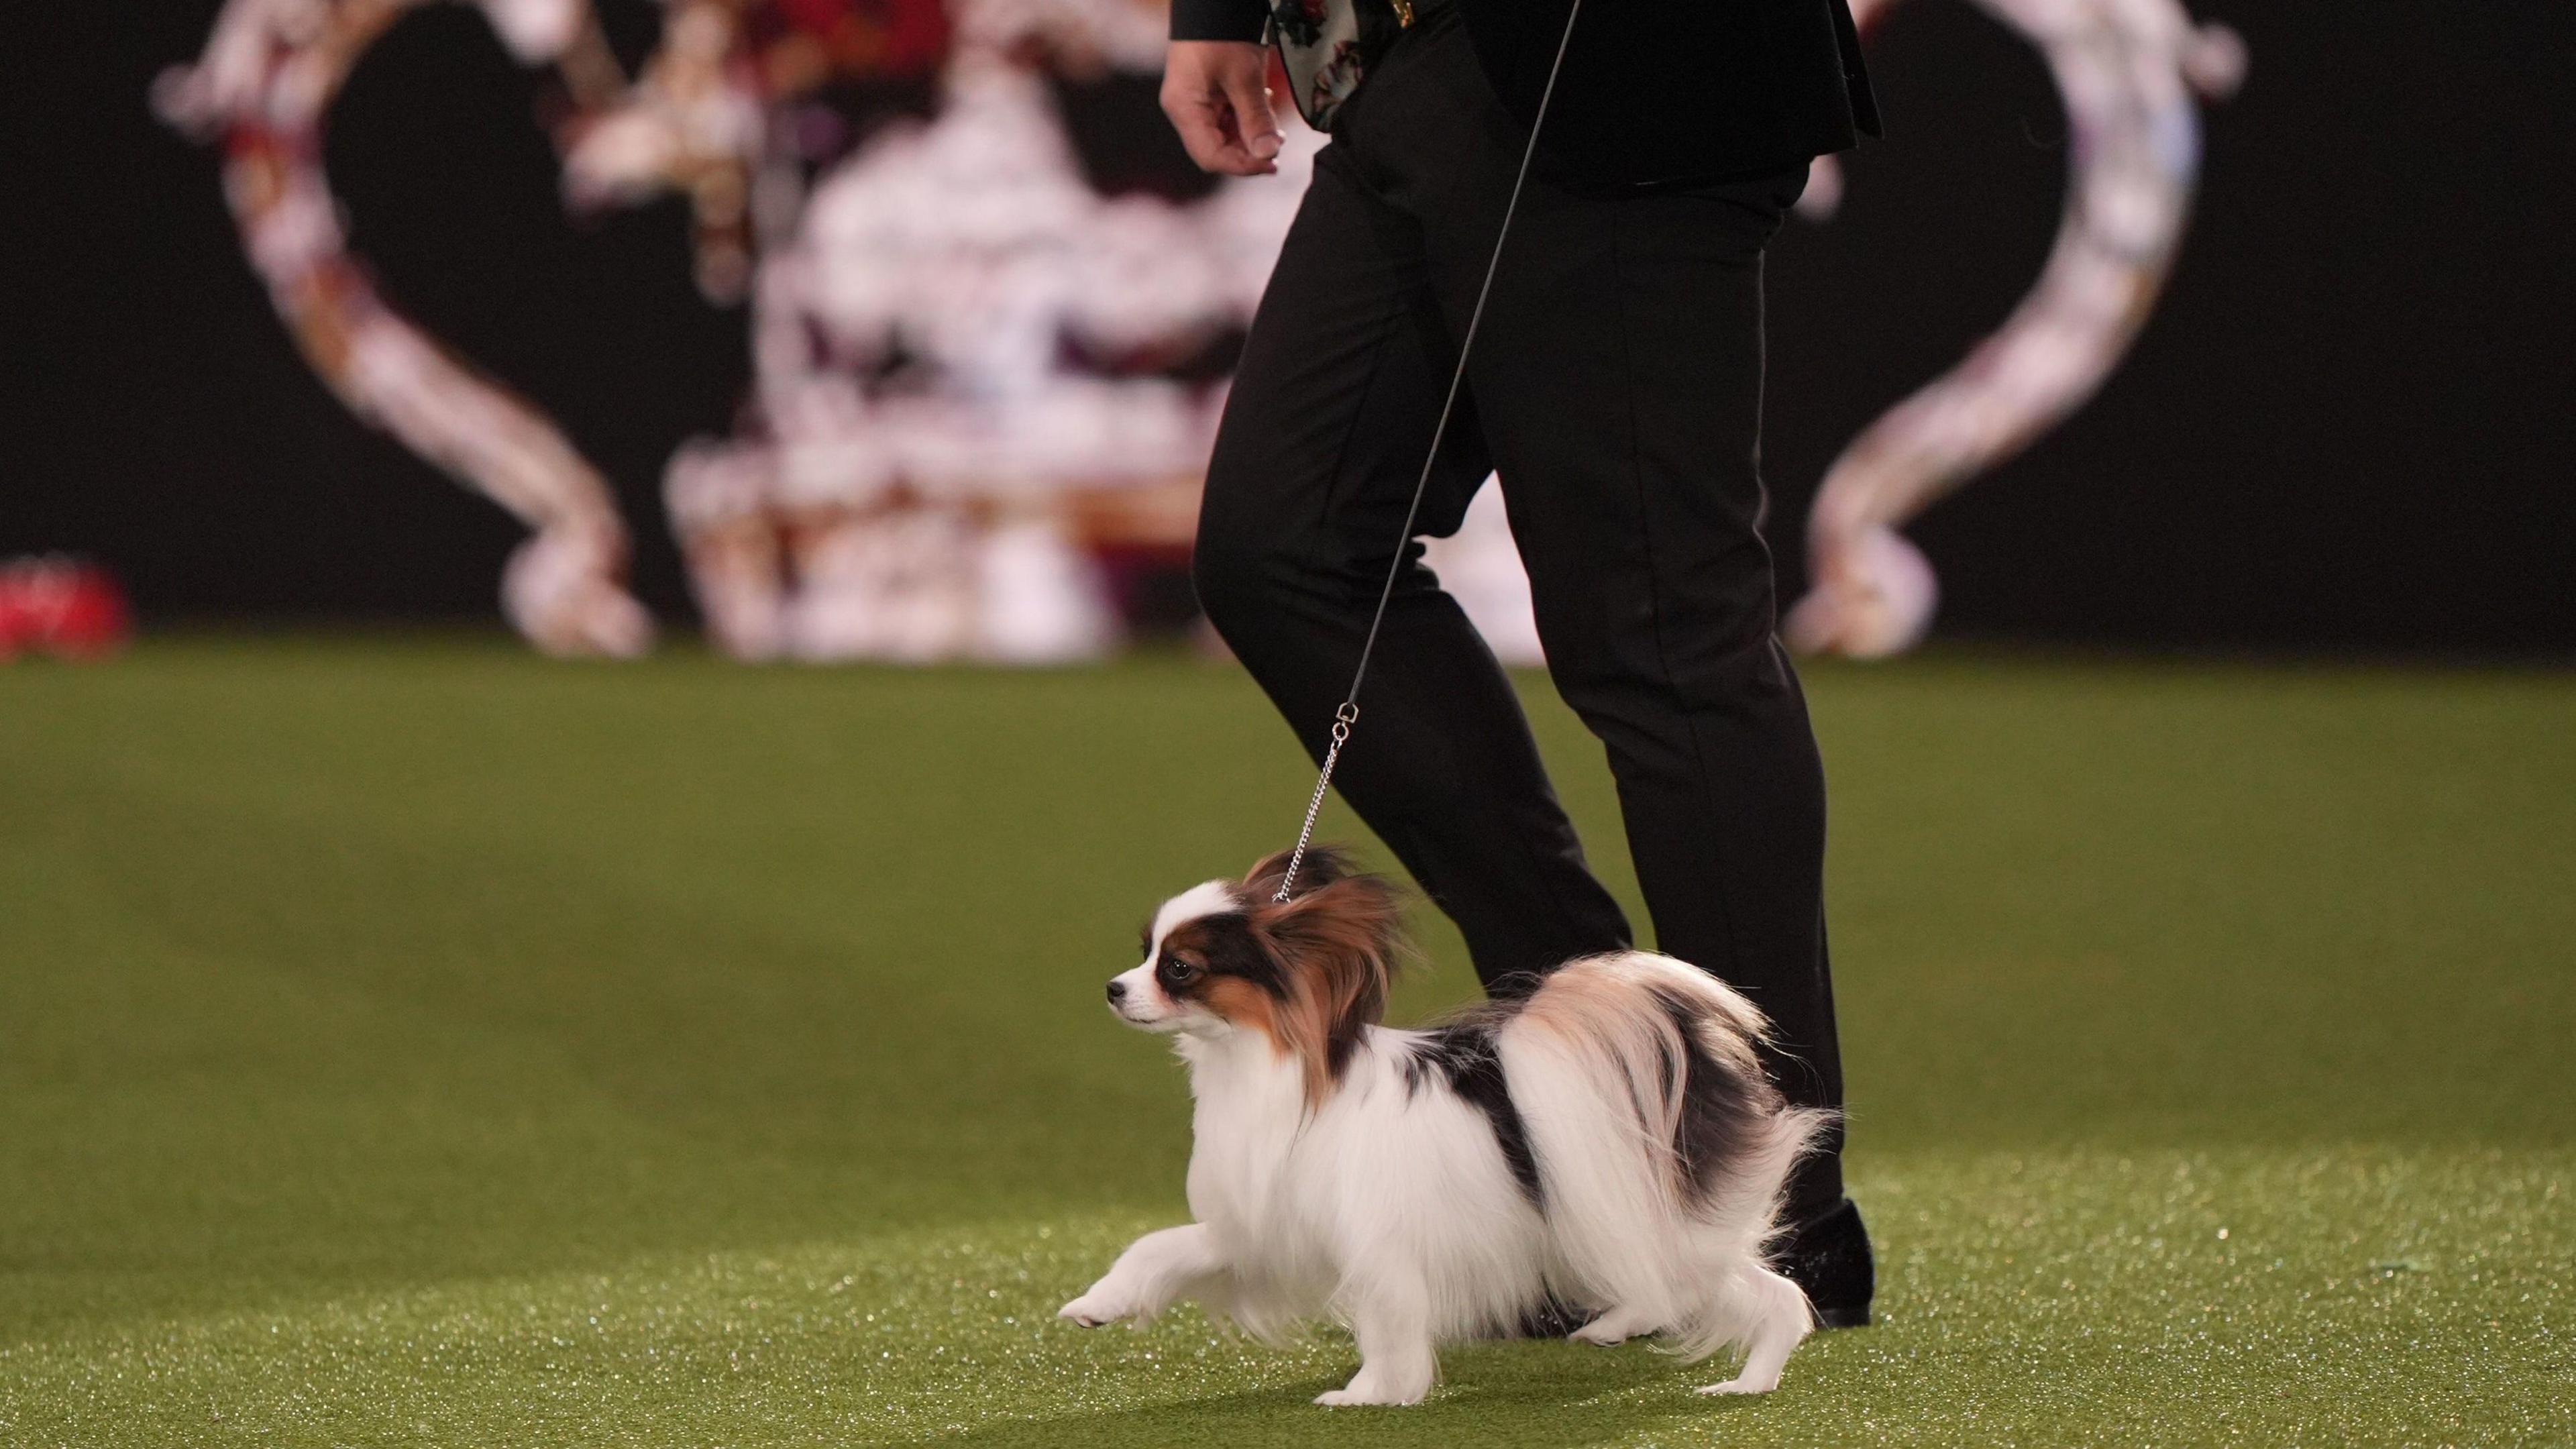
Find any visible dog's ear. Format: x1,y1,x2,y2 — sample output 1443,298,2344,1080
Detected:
1242,843,1356,899
1250,869,1409,1110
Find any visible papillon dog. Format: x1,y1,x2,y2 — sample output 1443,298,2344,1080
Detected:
1059,847,1829,1406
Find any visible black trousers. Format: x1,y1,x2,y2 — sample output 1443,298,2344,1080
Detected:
1193,3,1845,1220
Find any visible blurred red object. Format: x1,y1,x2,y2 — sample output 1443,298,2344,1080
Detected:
0,557,133,661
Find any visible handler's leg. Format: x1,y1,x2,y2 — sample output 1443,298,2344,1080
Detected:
1460,168,1849,1222
1193,144,1630,989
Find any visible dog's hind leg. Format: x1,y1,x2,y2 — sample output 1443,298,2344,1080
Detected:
1316,1269,1438,1406
1568,1303,1660,1346
1059,1224,1222,1327
1696,1267,1813,1396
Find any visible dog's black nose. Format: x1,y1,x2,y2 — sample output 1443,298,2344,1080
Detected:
1106,979,1128,1003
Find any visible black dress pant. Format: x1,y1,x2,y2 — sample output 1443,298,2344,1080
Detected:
1191,3,1845,1220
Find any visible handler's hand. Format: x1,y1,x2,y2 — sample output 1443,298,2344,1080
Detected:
1163,41,1284,176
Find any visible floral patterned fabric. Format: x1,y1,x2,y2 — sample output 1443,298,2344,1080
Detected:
1270,0,1407,130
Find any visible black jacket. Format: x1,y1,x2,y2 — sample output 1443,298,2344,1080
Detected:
1171,0,1880,188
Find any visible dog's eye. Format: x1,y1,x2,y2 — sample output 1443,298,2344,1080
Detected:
1157,956,1201,988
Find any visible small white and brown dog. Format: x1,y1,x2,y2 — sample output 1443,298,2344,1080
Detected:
1059,847,1827,1406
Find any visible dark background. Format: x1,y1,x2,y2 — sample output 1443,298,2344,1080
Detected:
6,1,2571,654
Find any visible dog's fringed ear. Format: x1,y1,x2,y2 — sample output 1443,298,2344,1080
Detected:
1242,843,1356,900
1251,867,1409,1110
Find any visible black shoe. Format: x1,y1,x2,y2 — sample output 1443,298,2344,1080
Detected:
1776,1198,1874,1328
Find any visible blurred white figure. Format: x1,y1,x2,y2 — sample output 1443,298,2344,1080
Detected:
570,0,1322,661
1420,484,1546,667
976,514,1122,663
163,0,1321,663
158,0,655,656
1784,0,2245,657
709,0,1316,663
663,439,790,659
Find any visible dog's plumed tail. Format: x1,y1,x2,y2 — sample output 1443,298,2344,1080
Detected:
1499,952,1830,1363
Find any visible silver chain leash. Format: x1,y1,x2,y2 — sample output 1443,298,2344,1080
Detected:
1271,0,1586,904
1273,702,1358,902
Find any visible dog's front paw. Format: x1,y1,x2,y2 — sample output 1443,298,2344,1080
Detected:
1057,1290,1130,1327
1314,1387,1419,1407
1695,1375,1779,1397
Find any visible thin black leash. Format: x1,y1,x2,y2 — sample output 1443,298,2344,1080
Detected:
1273,0,1588,903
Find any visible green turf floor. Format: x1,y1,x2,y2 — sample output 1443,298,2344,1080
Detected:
2,637,2569,1446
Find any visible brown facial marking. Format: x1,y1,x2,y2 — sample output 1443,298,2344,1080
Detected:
1198,974,1284,1040
1136,851,1410,1111
1151,917,1273,1037
1155,920,1223,980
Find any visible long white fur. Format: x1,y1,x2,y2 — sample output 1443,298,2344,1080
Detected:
1067,893,1825,1407
1503,953,1829,1379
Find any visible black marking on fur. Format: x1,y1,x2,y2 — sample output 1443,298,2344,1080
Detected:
1281,845,1354,892
1245,843,1356,901
1402,1020,1544,1208
1648,985,1784,1208
1184,914,1287,996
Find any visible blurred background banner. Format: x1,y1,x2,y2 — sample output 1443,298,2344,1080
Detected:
4,0,2571,659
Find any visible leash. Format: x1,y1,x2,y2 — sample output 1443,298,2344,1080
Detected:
1272,0,1588,903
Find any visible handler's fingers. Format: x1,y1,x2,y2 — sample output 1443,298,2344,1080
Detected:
1220,67,1283,172
1164,91,1236,173
1165,87,1269,176
1162,41,1281,176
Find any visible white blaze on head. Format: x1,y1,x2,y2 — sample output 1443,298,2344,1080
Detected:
1106,880,1240,1031
1151,880,1240,945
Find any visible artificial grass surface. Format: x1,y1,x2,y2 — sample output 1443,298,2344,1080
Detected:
1,637,2568,1446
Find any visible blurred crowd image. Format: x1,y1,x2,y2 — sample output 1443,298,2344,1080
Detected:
150,0,2235,665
